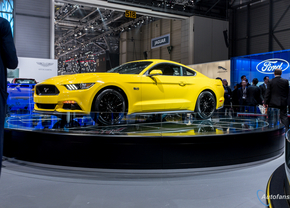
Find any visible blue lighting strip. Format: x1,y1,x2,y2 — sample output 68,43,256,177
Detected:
0,0,14,35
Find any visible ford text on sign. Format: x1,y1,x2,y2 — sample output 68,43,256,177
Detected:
256,58,289,74
151,34,170,49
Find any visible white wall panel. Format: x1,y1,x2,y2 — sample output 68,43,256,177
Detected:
18,57,57,83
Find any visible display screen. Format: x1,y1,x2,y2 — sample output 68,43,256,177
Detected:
0,0,14,35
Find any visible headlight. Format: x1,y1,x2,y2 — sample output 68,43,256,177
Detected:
65,83,95,90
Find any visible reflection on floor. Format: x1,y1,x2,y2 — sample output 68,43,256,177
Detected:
5,113,273,136
0,154,283,208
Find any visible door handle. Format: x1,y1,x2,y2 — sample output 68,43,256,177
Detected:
179,82,186,86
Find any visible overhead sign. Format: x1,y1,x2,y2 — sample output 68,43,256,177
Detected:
151,34,170,49
125,10,136,19
256,58,290,74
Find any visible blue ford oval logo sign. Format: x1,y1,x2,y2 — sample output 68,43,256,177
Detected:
256,58,289,74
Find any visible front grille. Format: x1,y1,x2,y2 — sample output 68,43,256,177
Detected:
36,103,56,110
36,85,59,95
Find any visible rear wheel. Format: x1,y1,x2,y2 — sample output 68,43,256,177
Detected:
91,89,126,125
195,91,216,119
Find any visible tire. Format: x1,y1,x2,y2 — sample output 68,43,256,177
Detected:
195,91,216,119
91,89,126,125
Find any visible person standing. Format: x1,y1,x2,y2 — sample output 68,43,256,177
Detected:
222,79,232,106
237,80,248,112
246,78,262,112
231,84,239,113
237,75,250,89
264,69,289,130
0,17,18,173
222,79,232,116
259,76,269,103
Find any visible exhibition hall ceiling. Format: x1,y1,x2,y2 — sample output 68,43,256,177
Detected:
54,2,155,61
54,0,245,73
54,0,231,62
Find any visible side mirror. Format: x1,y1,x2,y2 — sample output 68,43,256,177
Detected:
148,69,163,77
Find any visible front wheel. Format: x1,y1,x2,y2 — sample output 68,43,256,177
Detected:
91,89,127,125
195,91,216,119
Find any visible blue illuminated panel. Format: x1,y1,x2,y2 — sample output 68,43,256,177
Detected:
0,0,14,35
231,49,290,87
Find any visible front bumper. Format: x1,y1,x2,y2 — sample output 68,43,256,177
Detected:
34,84,96,114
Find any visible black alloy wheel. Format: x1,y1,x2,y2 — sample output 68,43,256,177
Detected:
195,91,216,119
92,89,126,125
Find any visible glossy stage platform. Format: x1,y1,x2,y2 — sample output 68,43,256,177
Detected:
3,109,285,169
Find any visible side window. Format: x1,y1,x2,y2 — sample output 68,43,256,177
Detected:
148,64,182,76
183,67,196,76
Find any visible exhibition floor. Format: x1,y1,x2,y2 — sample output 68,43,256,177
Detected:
0,154,284,208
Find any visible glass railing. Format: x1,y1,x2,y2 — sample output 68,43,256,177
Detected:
4,102,282,136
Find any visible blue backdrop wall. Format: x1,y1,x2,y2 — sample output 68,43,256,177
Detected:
231,49,290,88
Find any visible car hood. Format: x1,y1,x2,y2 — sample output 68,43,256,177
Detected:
39,73,117,85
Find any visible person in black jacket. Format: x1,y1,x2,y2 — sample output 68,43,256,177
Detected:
264,69,289,130
0,17,18,173
220,79,232,117
237,80,248,112
237,75,250,89
259,76,269,104
222,79,232,106
246,78,262,112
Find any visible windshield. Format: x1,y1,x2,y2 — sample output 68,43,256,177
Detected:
14,79,36,84
107,62,152,74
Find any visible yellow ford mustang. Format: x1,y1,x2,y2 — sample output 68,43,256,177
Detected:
34,59,224,125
